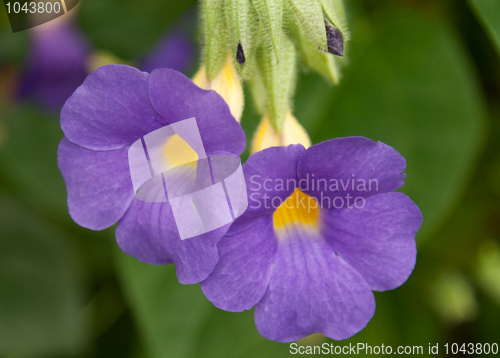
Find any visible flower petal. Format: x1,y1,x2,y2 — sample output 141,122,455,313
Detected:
61,65,166,151
226,144,306,236
201,216,277,311
322,192,422,291
254,231,375,342
148,68,246,155
297,137,406,201
57,137,134,230
20,23,89,111
116,197,226,284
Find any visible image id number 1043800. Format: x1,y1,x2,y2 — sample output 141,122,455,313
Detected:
444,343,498,355
3,0,79,32
5,1,61,14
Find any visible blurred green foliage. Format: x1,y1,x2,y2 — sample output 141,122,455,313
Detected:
1,0,500,357
0,107,68,218
470,0,500,55
78,0,197,60
296,9,486,241
0,196,86,356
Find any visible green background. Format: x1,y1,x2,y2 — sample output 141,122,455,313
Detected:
1,0,500,356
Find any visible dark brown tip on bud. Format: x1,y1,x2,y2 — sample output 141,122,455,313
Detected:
325,20,344,57
237,41,245,65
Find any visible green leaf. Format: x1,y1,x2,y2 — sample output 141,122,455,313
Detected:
256,36,297,131
296,11,485,242
288,0,327,51
190,309,288,358
253,0,283,60
0,196,86,356
115,253,211,358
0,106,68,220
469,0,500,56
202,0,230,80
78,0,196,60
115,250,295,358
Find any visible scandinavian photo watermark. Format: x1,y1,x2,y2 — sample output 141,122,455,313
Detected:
249,174,380,211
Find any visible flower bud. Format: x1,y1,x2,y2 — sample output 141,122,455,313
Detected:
253,0,284,60
320,0,349,38
256,36,297,132
224,0,258,67
193,57,244,122
202,0,230,80
288,0,327,51
289,9,340,83
251,111,311,153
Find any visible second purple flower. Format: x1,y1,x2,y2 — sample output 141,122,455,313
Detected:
201,138,423,342
58,64,246,284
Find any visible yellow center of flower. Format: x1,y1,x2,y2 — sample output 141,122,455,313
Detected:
273,188,320,238
163,134,199,167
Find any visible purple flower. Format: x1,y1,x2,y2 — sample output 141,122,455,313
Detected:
140,31,195,74
19,20,195,112
57,64,246,284
201,138,423,342
19,21,90,111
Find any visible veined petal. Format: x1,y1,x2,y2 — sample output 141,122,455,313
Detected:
61,65,166,151
322,192,422,291
57,138,134,230
116,197,227,284
297,137,406,201
148,68,246,156
201,216,277,311
254,230,375,342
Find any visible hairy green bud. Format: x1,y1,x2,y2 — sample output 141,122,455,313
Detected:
248,64,267,114
198,0,349,133
224,0,258,67
257,36,297,131
202,0,229,80
320,0,349,39
288,0,327,51
253,0,284,61
290,16,340,83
